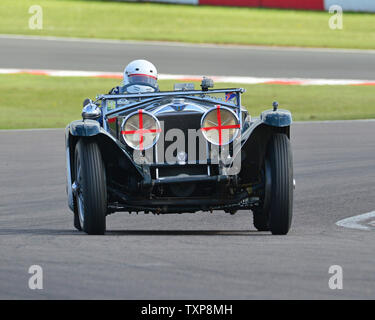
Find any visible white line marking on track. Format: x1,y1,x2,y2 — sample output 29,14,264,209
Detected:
336,211,375,231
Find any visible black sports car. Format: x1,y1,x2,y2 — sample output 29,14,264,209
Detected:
65,79,294,235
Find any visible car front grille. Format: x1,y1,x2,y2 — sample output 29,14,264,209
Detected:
154,111,207,165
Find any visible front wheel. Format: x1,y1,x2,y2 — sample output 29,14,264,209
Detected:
74,138,107,235
252,134,293,234
267,134,293,235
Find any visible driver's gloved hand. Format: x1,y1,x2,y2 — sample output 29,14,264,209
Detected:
108,86,120,94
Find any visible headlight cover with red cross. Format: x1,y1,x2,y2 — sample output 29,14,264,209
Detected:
121,109,161,150
201,105,240,146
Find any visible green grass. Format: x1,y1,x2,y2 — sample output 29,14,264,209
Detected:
1,0,375,49
1,74,374,129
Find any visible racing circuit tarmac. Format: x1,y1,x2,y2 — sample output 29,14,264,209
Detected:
1,35,375,80
0,122,374,299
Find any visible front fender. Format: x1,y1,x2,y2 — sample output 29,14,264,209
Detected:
260,109,292,127
69,119,102,136
233,109,292,184
65,119,144,212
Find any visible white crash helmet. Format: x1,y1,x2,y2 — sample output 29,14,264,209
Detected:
123,59,158,93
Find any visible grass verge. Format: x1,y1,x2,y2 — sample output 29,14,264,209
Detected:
0,74,374,129
1,0,375,49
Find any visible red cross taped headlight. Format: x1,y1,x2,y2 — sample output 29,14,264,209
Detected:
121,109,161,150
201,105,240,146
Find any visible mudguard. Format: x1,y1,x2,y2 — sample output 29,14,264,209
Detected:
65,119,143,212
235,109,292,184
69,119,102,136
260,109,292,127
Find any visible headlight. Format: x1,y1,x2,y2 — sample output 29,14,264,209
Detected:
121,109,161,150
201,105,240,145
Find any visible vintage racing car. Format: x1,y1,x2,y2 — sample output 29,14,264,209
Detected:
65,78,294,235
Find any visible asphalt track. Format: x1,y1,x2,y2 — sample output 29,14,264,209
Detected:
0,121,374,299
1,35,375,80
0,36,374,299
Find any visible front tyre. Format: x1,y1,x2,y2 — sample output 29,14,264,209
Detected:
267,134,293,235
74,138,107,235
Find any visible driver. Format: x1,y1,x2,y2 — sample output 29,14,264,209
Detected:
109,59,159,94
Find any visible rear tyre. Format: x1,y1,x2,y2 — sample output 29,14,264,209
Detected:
73,212,82,231
267,134,293,235
74,138,107,235
252,159,271,231
71,190,82,231
253,208,269,231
